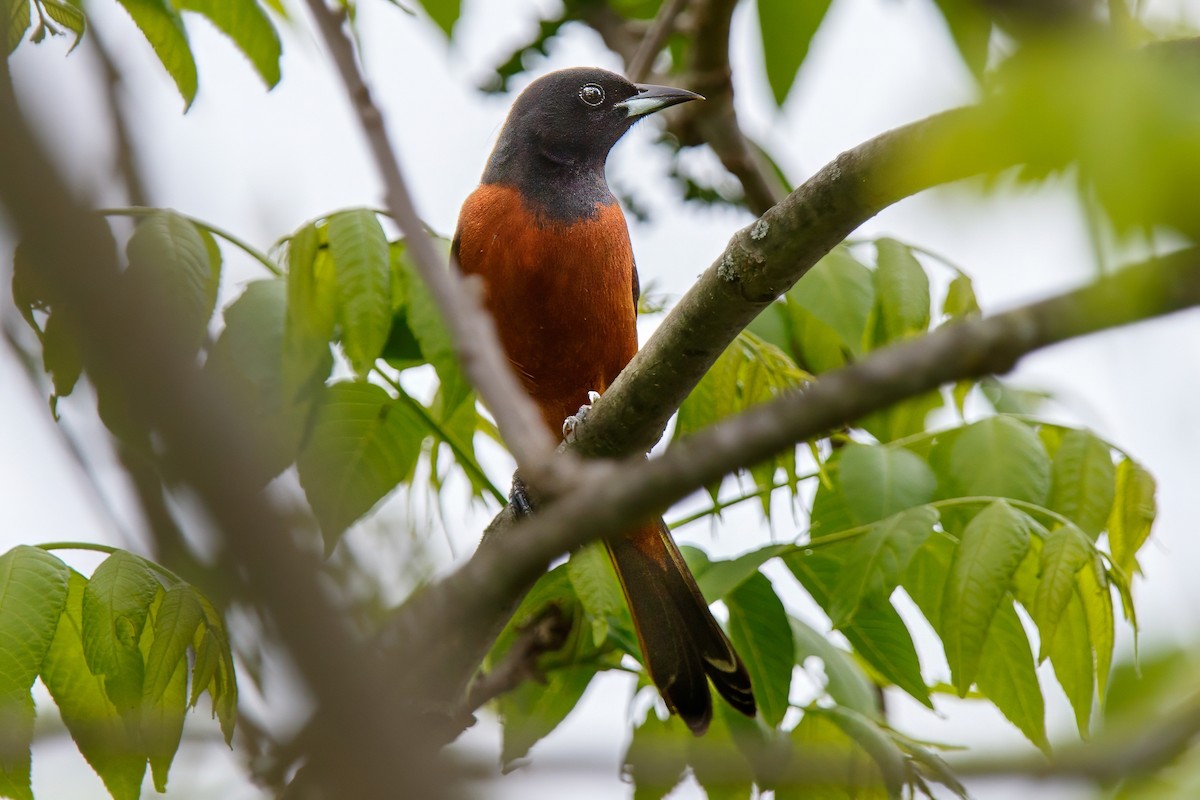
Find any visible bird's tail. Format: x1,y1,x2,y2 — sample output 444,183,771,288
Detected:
605,519,756,735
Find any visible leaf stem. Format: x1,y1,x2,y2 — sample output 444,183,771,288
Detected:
668,472,818,530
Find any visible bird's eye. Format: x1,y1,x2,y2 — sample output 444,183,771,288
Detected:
578,83,605,107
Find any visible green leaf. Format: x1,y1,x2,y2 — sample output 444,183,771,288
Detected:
81,551,161,716
825,706,906,799
41,571,146,800
785,548,930,707
828,506,938,626
1047,429,1115,539
1032,523,1091,660
499,664,595,766
789,616,879,719
786,248,875,358
691,543,790,601
393,240,471,415
125,210,219,352
327,210,391,376
782,303,847,374
194,596,237,744
139,589,192,792
114,0,198,108
946,416,1051,505
1046,590,1094,737
283,222,336,403
901,531,956,632
942,273,980,320
779,710,886,799
931,0,992,80
838,443,937,525
756,0,834,106
7,0,31,54
873,238,930,342
687,704,755,800
726,573,793,728
417,0,459,37
567,542,627,648
297,381,425,548
0,547,70,800
1078,553,1114,700
42,0,86,51
975,600,1049,752
623,712,689,800
941,500,1034,693
176,0,281,87
1107,458,1156,576
41,310,82,416
859,391,944,444
207,279,308,479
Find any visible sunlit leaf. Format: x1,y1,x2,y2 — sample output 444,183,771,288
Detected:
945,415,1051,505
1047,429,1115,539
975,600,1049,752
1107,458,1156,576
838,443,937,525
873,238,930,342
81,551,161,716
756,0,834,106
1031,523,1091,660
786,248,875,358
328,210,391,376
726,573,793,728
941,500,1034,693
114,0,198,108
177,0,281,87
0,547,70,800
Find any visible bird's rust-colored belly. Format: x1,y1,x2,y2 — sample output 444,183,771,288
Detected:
454,183,638,434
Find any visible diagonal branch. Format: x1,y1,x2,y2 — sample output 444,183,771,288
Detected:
303,0,560,484
390,245,1200,737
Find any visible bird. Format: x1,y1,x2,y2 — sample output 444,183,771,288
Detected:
451,66,756,735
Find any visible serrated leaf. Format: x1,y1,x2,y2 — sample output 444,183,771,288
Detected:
623,711,690,800
6,0,31,54
125,210,219,352
0,547,70,800
138,589,189,791
81,551,161,715
786,248,875,358
828,506,938,626
873,238,931,342
785,548,930,707
1032,523,1092,660
947,416,1051,505
1047,429,1115,539
838,443,937,525
176,0,281,87
975,600,1049,753
297,381,425,548
42,0,86,50
393,240,471,414
328,210,391,376
756,0,833,106
1078,553,1114,700
726,573,793,728
499,664,594,767
789,616,878,719
114,0,198,108
41,571,146,800
941,500,1034,693
1108,458,1156,576
194,596,236,744
1047,590,1094,737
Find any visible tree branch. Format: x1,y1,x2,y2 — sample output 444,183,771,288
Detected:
389,243,1200,739
303,0,561,484
627,0,689,83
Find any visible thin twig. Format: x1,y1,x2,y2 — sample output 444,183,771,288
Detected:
628,0,690,83
461,602,571,714
302,0,560,486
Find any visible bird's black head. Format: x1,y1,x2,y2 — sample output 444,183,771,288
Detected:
482,67,703,220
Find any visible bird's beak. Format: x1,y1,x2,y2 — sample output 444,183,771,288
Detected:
616,83,705,118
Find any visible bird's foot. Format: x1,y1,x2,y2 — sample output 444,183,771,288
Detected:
509,473,535,516
562,391,602,443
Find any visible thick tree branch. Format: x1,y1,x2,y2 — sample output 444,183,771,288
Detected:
390,244,1200,738
303,0,560,484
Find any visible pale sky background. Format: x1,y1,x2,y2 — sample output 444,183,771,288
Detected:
3,0,1200,798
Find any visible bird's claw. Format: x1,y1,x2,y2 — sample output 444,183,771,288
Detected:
509,474,535,516
563,391,602,443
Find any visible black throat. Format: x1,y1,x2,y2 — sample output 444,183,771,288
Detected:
481,130,616,224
